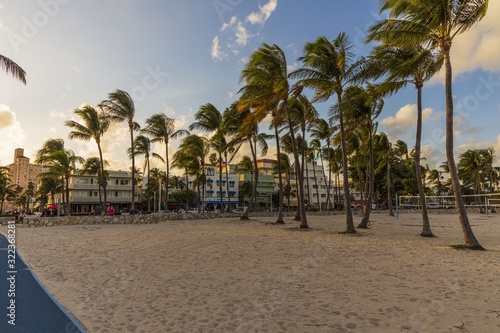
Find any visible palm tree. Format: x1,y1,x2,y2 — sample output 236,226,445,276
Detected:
41,149,84,215
35,139,67,211
65,105,110,206
100,89,140,210
141,113,189,211
0,54,26,84
178,134,210,211
291,32,371,233
129,134,163,212
239,43,308,228
0,166,16,213
310,119,335,209
374,132,395,215
334,85,383,228
172,148,199,211
368,0,488,248
371,44,442,235
189,103,227,213
80,157,109,206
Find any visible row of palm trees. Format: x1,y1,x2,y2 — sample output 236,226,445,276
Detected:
1,1,489,249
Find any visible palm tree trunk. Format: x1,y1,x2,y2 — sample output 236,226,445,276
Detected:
241,137,257,220
386,158,394,216
285,102,308,228
219,151,224,213
98,144,107,207
326,145,333,209
337,93,355,233
274,123,285,223
130,129,136,210
165,141,169,212
415,85,433,237
444,49,483,249
359,126,374,228
313,159,320,210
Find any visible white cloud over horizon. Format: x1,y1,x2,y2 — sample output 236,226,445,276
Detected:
380,104,433,138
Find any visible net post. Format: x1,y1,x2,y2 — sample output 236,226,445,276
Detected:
485,197,488,216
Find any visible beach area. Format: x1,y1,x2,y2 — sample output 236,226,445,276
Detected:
2,212,499,333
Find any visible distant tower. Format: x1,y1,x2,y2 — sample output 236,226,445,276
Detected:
7,148,43,190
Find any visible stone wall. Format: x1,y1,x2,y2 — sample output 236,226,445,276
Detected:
17,214,161,227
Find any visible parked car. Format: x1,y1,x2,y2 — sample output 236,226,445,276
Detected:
187,208,199,213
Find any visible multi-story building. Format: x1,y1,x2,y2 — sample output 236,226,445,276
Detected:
4,148,44,212
187,165,240,211
7,148,44,190
68,170,136,214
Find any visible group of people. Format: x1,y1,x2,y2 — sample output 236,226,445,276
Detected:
93,203,115,216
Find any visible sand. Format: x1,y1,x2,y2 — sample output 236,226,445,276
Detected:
2,212,500,333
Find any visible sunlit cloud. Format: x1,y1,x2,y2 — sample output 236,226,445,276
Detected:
380,104,433,138
247,0,278,25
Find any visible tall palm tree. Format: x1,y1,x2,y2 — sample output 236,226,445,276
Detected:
178,134,210,211
65,105,110,206
171,148,199,210
141,113,189,211
239,43,308,228
310,119,335,209
291,32,371,233
334,85,383,228
100,89,140,210
371,45,442,236
189,103,227,212
129,134,163,212
80,157,109,206
35,139,67,210
42,149,84,215
0,54,26,84
374,132,395,215
368,0,488,248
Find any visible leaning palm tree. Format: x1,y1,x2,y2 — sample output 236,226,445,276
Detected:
368,0,488,249
0,54,26,84
371,44,442,236
129,134,164,212
291,32,371,233
332,85,383,229
239,43,308,228
65,105,110,206
100,89,140,210
141,113,189,211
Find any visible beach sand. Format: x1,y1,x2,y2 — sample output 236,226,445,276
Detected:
2,212,500,332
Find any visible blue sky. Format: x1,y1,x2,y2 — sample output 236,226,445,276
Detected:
0,0,499,172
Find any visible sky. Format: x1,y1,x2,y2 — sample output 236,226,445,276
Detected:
0,0,499,173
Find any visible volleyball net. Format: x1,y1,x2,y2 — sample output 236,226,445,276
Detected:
396,193,500,215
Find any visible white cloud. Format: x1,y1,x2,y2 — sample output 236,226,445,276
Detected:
247,0,278,25
380,104,433,138
211,35,227,61
211,0,278,62
221,16,237,31
235,21,250,46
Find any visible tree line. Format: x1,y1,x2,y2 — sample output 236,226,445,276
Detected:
0,1,490,249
